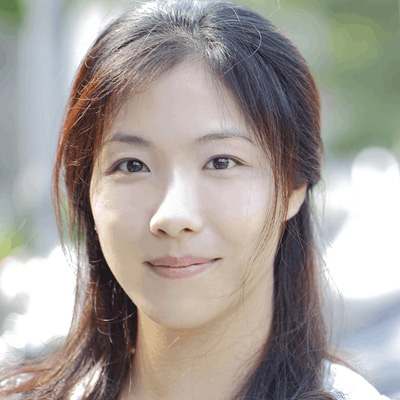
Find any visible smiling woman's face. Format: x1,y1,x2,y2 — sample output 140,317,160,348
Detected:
89,61,280,329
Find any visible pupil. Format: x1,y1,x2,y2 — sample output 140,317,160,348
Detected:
214,157,229,169
127,160,142,172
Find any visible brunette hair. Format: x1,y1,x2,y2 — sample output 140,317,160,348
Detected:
0,1,338,398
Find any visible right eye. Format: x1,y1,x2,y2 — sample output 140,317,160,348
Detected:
114,159,150,173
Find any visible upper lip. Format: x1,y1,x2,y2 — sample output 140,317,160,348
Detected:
147,255,218,267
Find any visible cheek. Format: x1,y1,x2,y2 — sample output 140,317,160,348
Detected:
206,174,273,238
91,179,153,225
90,181,154,262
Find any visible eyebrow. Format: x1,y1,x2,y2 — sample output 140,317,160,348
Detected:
102,129,255,149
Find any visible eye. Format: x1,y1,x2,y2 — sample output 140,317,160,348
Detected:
204,156,241,170
114,159,150,173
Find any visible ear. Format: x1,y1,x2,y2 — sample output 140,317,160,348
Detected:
285,185,307,221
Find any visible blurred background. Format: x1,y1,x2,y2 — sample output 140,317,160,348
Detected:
0,0,399,397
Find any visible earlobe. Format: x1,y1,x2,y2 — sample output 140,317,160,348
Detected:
285,185,307,221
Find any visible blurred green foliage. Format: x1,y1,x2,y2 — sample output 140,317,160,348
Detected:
0,0,23,29
323,0,400,156
0,222,24,263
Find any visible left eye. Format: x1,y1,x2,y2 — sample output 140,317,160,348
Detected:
205,156,240,170
117,159,150,173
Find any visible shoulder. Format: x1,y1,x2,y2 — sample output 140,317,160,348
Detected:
324,362,392,400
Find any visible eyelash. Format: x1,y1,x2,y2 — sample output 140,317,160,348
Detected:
110,156,243,174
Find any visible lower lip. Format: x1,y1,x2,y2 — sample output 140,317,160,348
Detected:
147,259,220,279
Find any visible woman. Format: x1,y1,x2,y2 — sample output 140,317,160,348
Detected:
0,1,391,399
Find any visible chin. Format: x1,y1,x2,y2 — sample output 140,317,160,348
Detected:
138,300,227,331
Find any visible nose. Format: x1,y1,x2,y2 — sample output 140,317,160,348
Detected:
149,172,203,238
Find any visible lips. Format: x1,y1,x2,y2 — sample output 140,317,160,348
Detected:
147,255,218,268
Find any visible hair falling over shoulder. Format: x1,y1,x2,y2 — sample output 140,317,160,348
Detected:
0,1,339,399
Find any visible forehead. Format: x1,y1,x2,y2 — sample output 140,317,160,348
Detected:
103,61,256,149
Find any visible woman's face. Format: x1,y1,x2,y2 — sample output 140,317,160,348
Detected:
90,61,279,329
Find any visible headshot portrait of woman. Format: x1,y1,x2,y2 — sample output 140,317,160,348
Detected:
0,0,395,399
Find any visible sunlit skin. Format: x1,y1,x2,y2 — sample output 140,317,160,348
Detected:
90,61,306,400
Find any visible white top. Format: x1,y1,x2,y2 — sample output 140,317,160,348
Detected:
68,364,393,399
1,362,393,399
324,362,392,399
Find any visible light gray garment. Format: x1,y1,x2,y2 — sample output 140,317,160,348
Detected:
324,362,392,400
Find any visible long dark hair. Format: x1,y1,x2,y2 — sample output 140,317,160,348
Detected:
0,1,338,398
